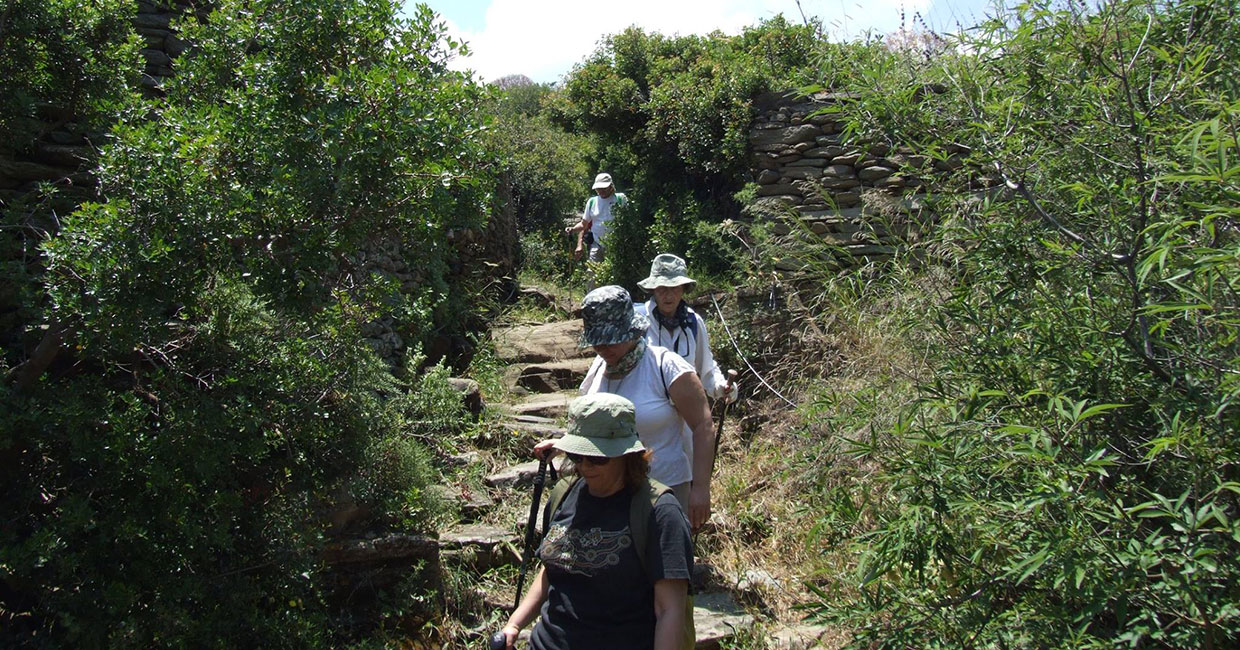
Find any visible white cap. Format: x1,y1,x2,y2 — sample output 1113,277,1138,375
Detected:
591,172,613,190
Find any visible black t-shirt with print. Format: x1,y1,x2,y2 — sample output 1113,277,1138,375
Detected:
530,480,693,650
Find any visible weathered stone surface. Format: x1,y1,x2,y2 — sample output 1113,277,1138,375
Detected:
484,456,567,488
846,244,898,256
756,183,801,197
785,158,827,168
492,320,589,363
830,153,861,166
803,146,845,158
820,164,856,179
693,591,755,649
439,525,520,572
516,358,593,394
756,169,780,184
432,483,494,521
781,168,821,181
748,124,822,147
447,377,484,415
834,191,862,207
501,391,575,419
820,177,861,191
858,166,896,182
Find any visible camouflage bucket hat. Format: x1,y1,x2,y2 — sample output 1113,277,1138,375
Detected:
580,285,649,347
554,393,645,458
637,253,696,291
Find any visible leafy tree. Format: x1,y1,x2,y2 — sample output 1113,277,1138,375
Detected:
1,0,490,646
550,16,819,289
798,0,1240,646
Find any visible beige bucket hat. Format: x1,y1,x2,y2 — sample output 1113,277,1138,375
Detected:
553,393,646,457
637,253,696,291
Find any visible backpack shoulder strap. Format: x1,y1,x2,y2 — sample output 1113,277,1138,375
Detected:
656,348,670,400
629,478,673,577
543,476,579,537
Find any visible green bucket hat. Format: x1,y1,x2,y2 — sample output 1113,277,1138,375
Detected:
636,253,696,291
553,393,645,458
580,285,649,347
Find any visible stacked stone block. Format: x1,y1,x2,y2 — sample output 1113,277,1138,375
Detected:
746,91,943,269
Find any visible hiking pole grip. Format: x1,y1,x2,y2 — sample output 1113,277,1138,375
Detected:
512,455,550,609
488,630,508,650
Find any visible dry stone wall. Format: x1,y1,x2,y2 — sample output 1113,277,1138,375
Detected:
745,90,960,269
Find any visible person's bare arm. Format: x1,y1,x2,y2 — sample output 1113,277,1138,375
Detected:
502,567,549,647
669,371,714,529
653,578,689,650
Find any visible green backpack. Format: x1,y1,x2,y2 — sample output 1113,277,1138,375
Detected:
542,476,696,650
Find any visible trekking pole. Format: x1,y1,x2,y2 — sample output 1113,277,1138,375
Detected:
490,455,551,649
513,454,550,608
710,370,739,476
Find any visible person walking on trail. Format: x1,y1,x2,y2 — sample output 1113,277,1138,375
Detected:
564,172,628,262
636,254,739,404
538,285,716,529
500,393,692,650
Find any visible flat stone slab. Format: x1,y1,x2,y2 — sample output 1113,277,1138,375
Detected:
432,484,495,521
438,524,521,572
501,390,576,419
694,591,755,649
492,320,590,363
484,456,567,488
516,357,594,393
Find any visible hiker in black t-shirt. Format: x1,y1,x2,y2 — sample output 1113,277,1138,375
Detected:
499,393,693,650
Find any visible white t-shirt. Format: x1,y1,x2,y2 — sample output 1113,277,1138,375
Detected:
582,193,627,252
580,344,694,486
637,299,729,400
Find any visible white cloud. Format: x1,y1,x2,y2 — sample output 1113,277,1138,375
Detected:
429,0,936,84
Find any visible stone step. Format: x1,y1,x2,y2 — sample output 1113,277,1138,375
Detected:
484,455,567,489
492,320,591,363
511,357,594,394
438,524,520,573
499,390,577,419
693,591,756,649
432,483,495,522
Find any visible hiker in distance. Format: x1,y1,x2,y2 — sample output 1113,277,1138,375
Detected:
636,254,739,404
564,172,628,262
537,286,716,529
499,394,692,650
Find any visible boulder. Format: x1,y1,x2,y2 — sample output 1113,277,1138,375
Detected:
492,320,589,363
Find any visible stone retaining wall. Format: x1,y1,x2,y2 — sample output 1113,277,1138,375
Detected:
745,90,972,269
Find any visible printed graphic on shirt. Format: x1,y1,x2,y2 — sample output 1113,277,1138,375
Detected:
540,522,632,577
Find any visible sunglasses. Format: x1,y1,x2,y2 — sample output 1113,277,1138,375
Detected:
565,452,613,466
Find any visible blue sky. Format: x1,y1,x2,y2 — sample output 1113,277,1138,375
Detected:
402,0,994,84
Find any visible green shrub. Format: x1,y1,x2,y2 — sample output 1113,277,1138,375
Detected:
2,1,490,646
797,1,1240,647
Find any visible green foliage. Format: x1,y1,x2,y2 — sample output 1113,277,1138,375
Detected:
550,17,819,282
2,0,490,646
0,0,141,151
487,104,590,232
798,0,1240,647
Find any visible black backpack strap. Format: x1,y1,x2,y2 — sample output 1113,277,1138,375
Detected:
629,478,674,580
542,476,579,539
